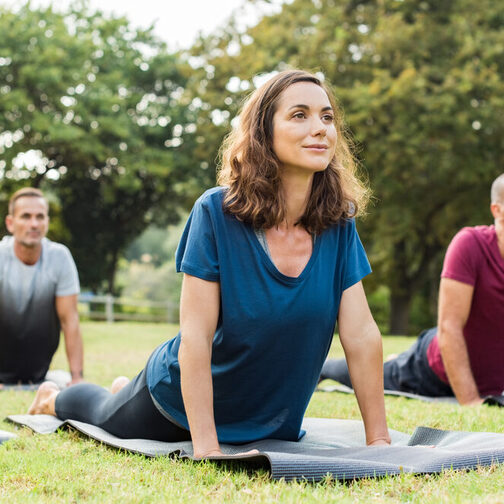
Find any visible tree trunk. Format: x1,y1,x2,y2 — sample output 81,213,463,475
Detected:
106,249,119,295
389,291,412,335
389,239,413,335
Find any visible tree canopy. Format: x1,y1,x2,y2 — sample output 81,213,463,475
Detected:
0,2,198,291
181,0,504,333
2,0,503,332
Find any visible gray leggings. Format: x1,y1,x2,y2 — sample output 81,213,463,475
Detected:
55,366,191,441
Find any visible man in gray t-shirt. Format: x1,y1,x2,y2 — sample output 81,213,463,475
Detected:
0,188,83,385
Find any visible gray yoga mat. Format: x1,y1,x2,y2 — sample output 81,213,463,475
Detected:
0,370,72,392
0,429,17,444
318,384,504,407
318,383,458,403
6,415,504,481
0,384,40,391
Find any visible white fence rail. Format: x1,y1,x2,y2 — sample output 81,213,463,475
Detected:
78,294,178,323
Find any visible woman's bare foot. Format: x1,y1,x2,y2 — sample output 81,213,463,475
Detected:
28,381,60,415
110,376,130,394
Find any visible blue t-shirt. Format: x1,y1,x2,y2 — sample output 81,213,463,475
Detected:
147,187,371,444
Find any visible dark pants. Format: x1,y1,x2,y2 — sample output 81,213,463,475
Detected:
55,366,191,441
320,328,454,397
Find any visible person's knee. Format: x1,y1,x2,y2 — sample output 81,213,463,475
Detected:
319,358,352,387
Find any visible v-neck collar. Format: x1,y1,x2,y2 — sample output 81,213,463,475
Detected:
248,225,321,284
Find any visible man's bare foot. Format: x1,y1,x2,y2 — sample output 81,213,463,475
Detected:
28,381,60,415
110,376,130,394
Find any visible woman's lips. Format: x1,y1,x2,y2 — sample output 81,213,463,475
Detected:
303,144,328,151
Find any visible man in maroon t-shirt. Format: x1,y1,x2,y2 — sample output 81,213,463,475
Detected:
320,173,504,405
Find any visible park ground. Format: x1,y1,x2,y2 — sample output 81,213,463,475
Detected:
1,322,504,503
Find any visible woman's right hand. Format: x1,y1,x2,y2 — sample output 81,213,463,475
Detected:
193,448,260,459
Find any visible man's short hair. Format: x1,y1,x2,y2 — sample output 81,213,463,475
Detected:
8,188,49,215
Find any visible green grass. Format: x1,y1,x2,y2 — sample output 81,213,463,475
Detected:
1,322,503,503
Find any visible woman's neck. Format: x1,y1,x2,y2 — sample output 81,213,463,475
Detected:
280,171,314,228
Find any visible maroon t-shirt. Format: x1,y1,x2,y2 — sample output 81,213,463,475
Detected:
427,225,504,396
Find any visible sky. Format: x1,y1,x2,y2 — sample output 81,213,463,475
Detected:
0,0,286,176
0,0,285,50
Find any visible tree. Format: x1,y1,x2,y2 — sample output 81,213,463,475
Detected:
182,0,504,333
0,2,197,292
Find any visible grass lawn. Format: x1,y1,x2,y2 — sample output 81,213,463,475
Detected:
1,322,503,503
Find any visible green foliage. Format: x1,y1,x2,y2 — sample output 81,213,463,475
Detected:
2,0,503,324
116,218,186,319
0,2,200,292
124,215,186,267
181,0,504,334
124,227,173,267
115,260,182,322
364,283,390,334
2,323,504,502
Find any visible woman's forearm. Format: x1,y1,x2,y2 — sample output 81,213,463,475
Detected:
178,274,222,457
338,283,390,445
345,323,390,445
179,337,220,457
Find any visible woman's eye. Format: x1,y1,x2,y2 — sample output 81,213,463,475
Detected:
323,114,335,122
293,112,306,119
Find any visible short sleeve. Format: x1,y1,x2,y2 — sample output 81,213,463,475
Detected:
342,219,372,290
56,246,80,297
175,195,219,282
441,228,479,286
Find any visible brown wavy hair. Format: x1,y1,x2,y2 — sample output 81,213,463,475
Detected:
217,69,370,235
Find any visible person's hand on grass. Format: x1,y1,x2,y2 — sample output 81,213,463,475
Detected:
461,397,484,406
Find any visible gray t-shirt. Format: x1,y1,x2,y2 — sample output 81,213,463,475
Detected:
0,236,80,383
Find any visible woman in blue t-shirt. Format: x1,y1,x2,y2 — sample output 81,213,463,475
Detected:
29,70,391,457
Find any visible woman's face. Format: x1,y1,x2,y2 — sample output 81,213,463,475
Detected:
271,81,337,176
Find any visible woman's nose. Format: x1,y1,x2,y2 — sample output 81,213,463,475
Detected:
311,119,327,137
